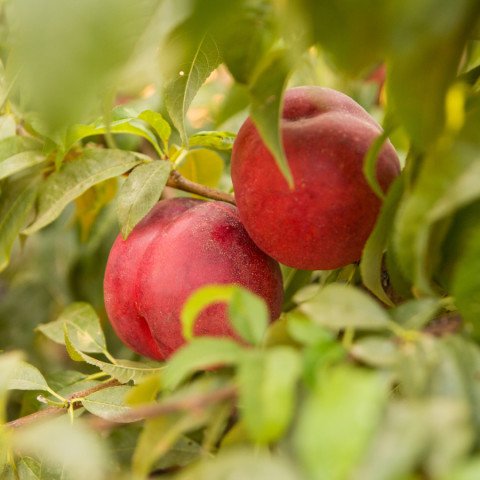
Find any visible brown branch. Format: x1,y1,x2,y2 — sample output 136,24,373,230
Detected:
5,380,236,433
5,379,121,430
167,170,236,205
87,384,237,431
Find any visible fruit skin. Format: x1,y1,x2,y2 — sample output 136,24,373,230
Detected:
231,86,401,270
104,198,283,360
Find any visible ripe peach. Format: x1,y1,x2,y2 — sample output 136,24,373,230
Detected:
231,86,401,270
104,198,283,360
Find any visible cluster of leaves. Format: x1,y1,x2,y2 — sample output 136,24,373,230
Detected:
1,0,480,478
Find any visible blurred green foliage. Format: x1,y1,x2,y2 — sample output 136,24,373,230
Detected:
1,0,480,478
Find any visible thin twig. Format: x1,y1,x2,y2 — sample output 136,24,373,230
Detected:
5,380,237,432
5,379,121,430
167,170,236,205
87,384,237,431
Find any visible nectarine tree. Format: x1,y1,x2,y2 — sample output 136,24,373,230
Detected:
1,1,480,479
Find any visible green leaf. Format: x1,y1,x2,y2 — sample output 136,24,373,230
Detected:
164,338,245,390
23,148,143,235
11,0,160,132
393,129,480,292
387,1,480,146
66,343,164,385
66,119,164,157
360,176,404,306
452,221,480,335
188,131,236,151
117,161,171,239
0,180,38,272
13,416,112,480
38,302,107,354
177,148,224,189
0,151,47,181
216,0,277,84
350,337,399,368
138,110,172,152
7,361,50,392
181,284,236,340
0,351,24,423
133,413,208,478
0,136,43,161
298,284,391,331
237,347,301,443
228,288,269,345
285,310,335,346
248,48,293,187
299,0,390,76
294,366,389,480
0,115,16,139
83,385,137,422
164,32,221,144
390,297,443,329
176,449,301,480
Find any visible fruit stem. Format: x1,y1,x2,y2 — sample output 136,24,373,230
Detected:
167,170,236,205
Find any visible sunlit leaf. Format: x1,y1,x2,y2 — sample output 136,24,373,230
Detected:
66,119,164,157
188,131,235,151
228,288,269,345
237,347,301,443
38,302,107,354
164,31,221,144
138,110,172,152
164,338,244,390
177,148,224,189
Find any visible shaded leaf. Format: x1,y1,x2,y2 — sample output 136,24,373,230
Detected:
13,416,112,480
176,449,301,480
360,176,404,306
0,151,47,181
295,366,389,480
7,361,50,392
298,284,391,331
23,149,143,234
83,385,137,422
249,48,293,186
117,161,171,239
0,181,38,272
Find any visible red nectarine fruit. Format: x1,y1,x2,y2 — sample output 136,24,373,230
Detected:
104,198,283,360
231,86,401,270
